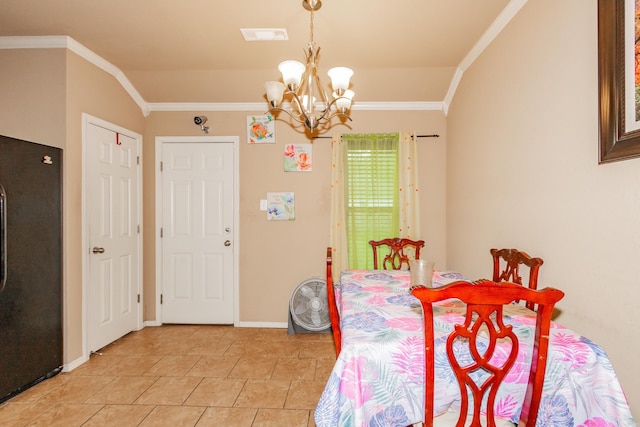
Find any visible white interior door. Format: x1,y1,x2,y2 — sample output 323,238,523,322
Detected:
161,141,235,324
86,120,141,352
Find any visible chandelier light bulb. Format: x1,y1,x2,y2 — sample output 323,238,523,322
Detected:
264,81,285,107
334,89,354,111
328,67,353,95
278,60,305,90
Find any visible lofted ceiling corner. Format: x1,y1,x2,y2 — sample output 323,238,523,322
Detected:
0,0,524,107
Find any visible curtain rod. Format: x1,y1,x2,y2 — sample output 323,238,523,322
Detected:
312,134,440,140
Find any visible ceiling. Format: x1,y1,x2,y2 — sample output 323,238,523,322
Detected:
0,0,517,105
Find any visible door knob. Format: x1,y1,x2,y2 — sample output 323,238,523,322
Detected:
92,247,105,254
224,240,231,247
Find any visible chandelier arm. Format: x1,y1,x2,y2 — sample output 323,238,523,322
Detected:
312,96,353,123
321,109,353,122
288,90,309,118
264,106,307,126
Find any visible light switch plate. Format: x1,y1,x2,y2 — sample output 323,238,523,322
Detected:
260,199,267,211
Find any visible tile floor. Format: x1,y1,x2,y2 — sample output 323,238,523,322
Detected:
0,325,337,426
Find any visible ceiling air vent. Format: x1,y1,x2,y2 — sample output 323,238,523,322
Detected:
240,28,289,41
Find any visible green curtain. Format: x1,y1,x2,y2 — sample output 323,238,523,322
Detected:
342,133,400,269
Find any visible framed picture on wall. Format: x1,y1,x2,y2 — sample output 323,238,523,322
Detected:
247,115,275,144
598,0,640,163
284,144,312,172
266,192,295,221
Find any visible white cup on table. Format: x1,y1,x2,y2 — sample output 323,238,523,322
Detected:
409,259,435,288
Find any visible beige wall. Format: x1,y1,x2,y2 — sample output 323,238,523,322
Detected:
64,51,145,362
144,109,448,323
0,49,66,147
0,47,448,367
447,0,638,417
0,48,145,365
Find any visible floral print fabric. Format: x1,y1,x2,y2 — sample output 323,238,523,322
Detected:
315,270,635,427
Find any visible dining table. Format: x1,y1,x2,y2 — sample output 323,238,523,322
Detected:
314,269,635,427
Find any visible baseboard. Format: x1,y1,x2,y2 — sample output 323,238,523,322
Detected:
63,354,88,372
235,321,287,328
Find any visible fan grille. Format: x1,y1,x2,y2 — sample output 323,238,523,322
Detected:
289,278,330,331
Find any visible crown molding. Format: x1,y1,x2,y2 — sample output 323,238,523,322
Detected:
443,0,527,115
147,101,445,113
1,1,526,118
0,35,151,116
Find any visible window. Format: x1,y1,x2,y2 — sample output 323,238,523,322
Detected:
343,133,399,269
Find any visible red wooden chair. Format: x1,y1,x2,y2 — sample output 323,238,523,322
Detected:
411,280,564,427
491,248,543,310
369,237,425,270
326,247,341,356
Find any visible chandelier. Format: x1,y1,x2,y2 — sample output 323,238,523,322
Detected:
264,0,354,134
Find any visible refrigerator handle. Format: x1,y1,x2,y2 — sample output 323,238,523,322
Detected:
0,183,5,294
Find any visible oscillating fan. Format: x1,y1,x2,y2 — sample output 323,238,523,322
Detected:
287,277,331,334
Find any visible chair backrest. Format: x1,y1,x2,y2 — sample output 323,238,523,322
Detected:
369,237,425,270
411,280,564,427
491,248,543,310
326,247,341,356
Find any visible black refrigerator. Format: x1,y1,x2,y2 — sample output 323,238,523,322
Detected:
0,134,63,402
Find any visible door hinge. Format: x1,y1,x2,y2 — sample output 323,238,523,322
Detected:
160,228,163,238
137,155,140,165
137,294,140,303
160,294,163,304
160,161,163,172
137,224,140,234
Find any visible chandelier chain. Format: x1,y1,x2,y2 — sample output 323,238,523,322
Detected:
310,10,314,43
263,0,354,134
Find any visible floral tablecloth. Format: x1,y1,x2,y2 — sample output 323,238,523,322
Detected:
315,270,635,427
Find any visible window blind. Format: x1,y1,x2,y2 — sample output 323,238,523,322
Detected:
344,133,399,269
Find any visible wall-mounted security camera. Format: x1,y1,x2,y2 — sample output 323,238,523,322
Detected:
194,116,209,134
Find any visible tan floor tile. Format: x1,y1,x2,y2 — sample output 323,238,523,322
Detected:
186,339,234,356
195,407,257,427
252,408,310,427
285,380,328,410
144,325,200,341
5,374,66,403
234,379,290,409
314,358,336,381
224,340,301,358
309,409,318,427
83,404,155,426
299,341,336,359
85,376,159,404
144,355,201,376
256,328,297,341
221,328,262,341
102,337,159,355
0,402,55,427
150,339,197,356
37,375,115,404
183,377,246,407
185,356,240,377
262,340,302,358
188,326,230,340
286,332,334,342
228,357,278,379
271,358,317,380
138,405,206,426
25,403,104,426
134,376,202,405
70,354,122,376
3,327,337,426
109,355,164,376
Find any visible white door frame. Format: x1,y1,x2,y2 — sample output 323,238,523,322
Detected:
81,113,143,361
154,136,239,326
